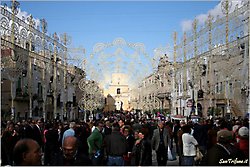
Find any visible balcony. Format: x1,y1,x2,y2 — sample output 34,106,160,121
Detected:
215,93,225,100
15,88,29,101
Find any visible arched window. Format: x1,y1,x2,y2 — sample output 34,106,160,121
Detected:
117,88,121,94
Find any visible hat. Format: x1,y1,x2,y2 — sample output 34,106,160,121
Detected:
232,125,240,132
217,130,232,142
238,127,249,137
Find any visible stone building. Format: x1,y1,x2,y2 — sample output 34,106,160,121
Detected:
131,55,173,115
104,73,130,111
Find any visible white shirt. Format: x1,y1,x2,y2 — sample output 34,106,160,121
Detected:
182,133,198,156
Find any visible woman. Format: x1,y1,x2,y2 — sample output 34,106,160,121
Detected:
138,127,152,166
182,125,198,166
131,130,141,166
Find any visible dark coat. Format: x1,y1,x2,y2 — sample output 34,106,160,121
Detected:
131,140,141,166
139,137,152,166
44,128,60,165
205,143,246,166
193,123,208,147
52,151,92,166
126,135,135,152
33,125,43,147
104,131,127,156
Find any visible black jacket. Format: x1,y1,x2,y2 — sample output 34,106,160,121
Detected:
204,143,246,166
52,151,92,166
104,131,128,156
139,137,152,166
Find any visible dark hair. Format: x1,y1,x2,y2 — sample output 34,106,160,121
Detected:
140,127,149,138
112,123,120,131
182,125,191,134
13,139,32,165
97,121,104,127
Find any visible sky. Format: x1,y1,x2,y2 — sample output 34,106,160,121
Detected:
1,0,244,87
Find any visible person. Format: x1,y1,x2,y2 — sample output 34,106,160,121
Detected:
123,126,135,165
44,122,60,165
151,121,171,166
103,120,112,136
87,121,104,165
52,136,92,165
118,119,125,135
30,119,44,149
177,120,185,165
13,139,42,166
62,122,76,145
182,124,198,166
205,129,246,166
131,130,141,166
138,127,152,166
235,126,249,159
172,120,181,156
1,122,20,165
104,123,128,166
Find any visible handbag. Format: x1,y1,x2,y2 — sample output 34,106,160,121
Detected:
194,147,203,161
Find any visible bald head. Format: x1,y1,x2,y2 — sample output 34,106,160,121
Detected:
62,136,78,160
13,139,41,165
63,136,78,147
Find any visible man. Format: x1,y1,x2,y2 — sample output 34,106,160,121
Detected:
33,119,44,148
87,121,104,165
118,119,125,134
182,124,198,166
53,136,92,165
13,139,42,166
177,120,186,165
103,120,112,136
62,122,76,145
104,123,128,166
236,126,249,158
151,121,171,166
205,129,246,166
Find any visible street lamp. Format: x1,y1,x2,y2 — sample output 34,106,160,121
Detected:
40,18,48,121
53,32,59,119
9,0,20,121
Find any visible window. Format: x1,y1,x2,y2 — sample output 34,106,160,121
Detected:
38,82,42,98
215,83,219,93
220,82,223,92
117,88,121,94
229,83,233,94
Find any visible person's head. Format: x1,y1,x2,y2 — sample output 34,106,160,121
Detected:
238,126,249,139
105,121,111,128
118,119,125,128
139,127,149,139
112,122,120,132
217,130,233,144
62,136,78,160
13,139,42,166
180,120,186,127
97,121,104,132
138,132,144,139
123,126,130,137
7,122,14,132
36,119,44,128
182,125,191,134
158,121,164,129
69,122,76,130
134,130,140,140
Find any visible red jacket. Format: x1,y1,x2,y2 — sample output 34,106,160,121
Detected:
236,138,249,158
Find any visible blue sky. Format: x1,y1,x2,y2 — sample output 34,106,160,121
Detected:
7,1,220,54
3,0,227,86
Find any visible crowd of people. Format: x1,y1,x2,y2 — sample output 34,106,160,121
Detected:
1,111,249,166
